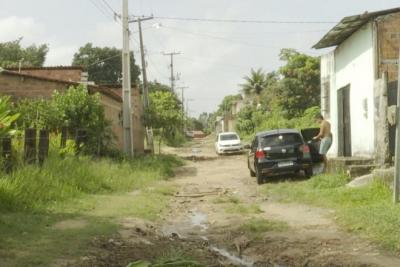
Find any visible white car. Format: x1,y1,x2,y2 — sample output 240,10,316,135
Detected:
215,132,243,154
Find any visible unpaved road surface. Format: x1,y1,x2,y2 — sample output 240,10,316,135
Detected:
74,137,400,267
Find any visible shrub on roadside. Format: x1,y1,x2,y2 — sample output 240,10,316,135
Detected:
0,154,183,212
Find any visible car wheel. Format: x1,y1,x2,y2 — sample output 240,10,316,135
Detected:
248,160,256,177
304,167,313,178
256,167,264,185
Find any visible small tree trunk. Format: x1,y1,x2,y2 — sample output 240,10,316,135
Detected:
75,129,87,154
24,128,37,164
60,127,67,148
38,130,50,165
2,136,12,173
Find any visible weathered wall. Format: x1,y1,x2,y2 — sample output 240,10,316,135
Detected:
377,13,400,82
330,22,375,157
100,94,123,151
6,68,83,83
0,72,70,99
374,73,390,165
0,72,128,152
131,87,144,155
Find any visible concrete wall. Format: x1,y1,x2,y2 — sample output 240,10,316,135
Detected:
323,22,375,157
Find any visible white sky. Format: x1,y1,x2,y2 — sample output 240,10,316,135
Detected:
0,0,399,116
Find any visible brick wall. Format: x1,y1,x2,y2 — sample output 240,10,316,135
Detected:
0,72,133,152
377,13,400,81
0,72,71,100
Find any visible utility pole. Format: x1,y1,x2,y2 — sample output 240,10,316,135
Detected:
122,0,133,156
162,51,181,92
394,49,400,203
129,16,153,109
177,86,188,133
130,15,154,153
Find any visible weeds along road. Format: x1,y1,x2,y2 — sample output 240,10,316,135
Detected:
75,136,400,267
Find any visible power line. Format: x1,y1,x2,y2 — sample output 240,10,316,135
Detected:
101,0,118,16
89,0,115,21
153,16,337,24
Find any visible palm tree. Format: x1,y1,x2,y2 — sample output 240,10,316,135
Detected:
240,68,267,104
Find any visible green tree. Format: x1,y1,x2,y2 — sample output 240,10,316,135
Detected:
275,49,320,117
52,85,113,155
217,94,242,116
148,90,182,152
148,81,171,93
14,99,62,130
72,43,140,85
0,97,19,138
240,68,267,103
0,38,48,68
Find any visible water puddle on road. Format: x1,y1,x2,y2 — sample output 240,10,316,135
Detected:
162,210,256,266
210,246,254,267
189,210,208,231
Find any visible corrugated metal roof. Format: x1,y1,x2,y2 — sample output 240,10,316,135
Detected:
313,7,400,49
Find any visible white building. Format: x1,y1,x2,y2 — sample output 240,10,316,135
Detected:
315,8,400,163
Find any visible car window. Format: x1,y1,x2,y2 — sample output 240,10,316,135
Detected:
261,133,302,147
219,134,239,141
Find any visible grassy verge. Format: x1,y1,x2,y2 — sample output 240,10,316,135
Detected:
0,154,182,267
262,173,400,251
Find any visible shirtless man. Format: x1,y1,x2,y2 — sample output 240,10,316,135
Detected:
313,114,332,173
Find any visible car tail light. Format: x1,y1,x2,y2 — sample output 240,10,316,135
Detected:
302,145,310,153
255,149,266,159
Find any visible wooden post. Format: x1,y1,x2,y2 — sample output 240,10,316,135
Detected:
38,130,49,165
394,50,400,203
2,136,12,172
24,128,37,164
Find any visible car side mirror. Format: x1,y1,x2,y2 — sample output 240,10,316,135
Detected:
244,144,251,149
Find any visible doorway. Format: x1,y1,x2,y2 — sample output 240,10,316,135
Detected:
337,85,352,156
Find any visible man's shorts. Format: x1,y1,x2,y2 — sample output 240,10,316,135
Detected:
319,137,332,155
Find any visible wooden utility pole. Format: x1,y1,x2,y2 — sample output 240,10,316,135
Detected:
177,86,188,133
122,0,133,156
394,50,400,203
130,15,154,153
162,51,181,92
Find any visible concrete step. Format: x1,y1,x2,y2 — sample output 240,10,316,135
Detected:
346,164,378,178
328,157,374,173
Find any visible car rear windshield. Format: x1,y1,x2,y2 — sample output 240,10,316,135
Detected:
220,134,239,141
261,133,302,147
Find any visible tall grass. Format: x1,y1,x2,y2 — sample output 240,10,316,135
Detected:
0,154,182,212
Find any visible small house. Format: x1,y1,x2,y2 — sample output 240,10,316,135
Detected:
0,66,144,154
314,7,400,164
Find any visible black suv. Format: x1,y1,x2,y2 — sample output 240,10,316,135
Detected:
247,129,319,184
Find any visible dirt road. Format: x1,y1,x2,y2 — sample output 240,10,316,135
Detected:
76,137,400,267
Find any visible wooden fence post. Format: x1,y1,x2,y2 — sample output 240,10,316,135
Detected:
2,136,12,172
38,129,49,165
24,128,37,164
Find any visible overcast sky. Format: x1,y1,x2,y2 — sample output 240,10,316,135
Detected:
0,0,399,116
